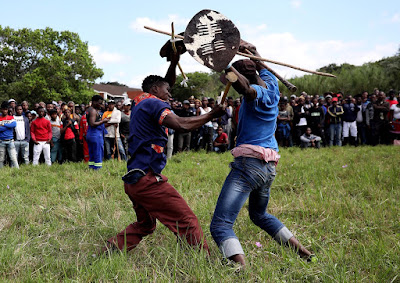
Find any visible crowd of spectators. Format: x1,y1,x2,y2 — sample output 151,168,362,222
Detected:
0,88,399,168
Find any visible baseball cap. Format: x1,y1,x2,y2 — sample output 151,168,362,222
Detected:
108,99,115,104
325,94,332,99
290,94,297,99
232,59,257,77
123,99,131,106
332,97,338,102
183,100,190,104
30,110,38,115
8,98,16,103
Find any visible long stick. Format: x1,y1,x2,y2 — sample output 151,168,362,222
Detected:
171,23,188,82
244,49,297,92
143,26,336,78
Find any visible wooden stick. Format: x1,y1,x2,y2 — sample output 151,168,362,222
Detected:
244,49,297,92
237,51,336,78
220,72,237,105
171,23,188,82
144,25,336,78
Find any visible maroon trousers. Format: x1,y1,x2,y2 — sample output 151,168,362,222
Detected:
108,171,209,253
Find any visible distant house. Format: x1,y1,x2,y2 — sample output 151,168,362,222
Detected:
93,84,143,102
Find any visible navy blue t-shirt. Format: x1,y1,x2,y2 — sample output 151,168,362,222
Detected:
127,93,171,174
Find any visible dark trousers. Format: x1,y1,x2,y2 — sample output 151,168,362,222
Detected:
371,120,390,145
357,122,367,145
62,138,77,162
108,171,209,253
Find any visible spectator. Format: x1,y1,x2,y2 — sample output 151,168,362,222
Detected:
120,100,131,158
86,95,109,170
176,100,195,152
327,97,344,146
79,110,89,162
67,101,81,124
102,100,126,161
45,102,54,119
30,107,52,166
300,127,321,149
21,101,29,116
276,98,292,147
197,97,213,152
293,97,309,145
116,100,123,111
213,126,228,153
8,99,17,115
13,105,30,165
371,91,390,145
307,98,325,143
60,108,79,162
342,96,359,146
49,109,63,164
0,101,19,168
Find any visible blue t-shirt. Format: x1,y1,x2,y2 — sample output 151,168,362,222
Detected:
236,69,280,152
127,93,171,174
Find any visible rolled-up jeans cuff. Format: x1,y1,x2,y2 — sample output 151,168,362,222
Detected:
219,238,244,258
273,226,293,244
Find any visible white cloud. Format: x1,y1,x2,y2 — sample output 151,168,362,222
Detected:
130,15,189,34
89,45,128,65
391,13,400,23
290,0,302,9
238,31,398,79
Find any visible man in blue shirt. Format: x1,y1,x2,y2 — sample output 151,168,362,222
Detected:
0,101,19,168
210,41,314,267
104,47,224,255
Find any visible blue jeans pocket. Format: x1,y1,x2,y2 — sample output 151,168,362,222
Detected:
122,169,146,184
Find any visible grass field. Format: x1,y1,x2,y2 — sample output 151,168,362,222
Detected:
1,146,399,282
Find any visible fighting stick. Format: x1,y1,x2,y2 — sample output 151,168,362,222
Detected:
171,22,188,85
143,26,336,78
220,72,238,105
243,49,297,93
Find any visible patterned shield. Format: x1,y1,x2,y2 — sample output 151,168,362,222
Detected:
184,10,240,72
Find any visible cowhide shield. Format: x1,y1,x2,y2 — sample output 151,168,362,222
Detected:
184,10,240,72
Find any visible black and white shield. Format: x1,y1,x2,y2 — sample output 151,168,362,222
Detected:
184,10,240,72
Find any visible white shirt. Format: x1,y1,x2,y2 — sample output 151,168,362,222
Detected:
391,104,400,120
13,115,25,140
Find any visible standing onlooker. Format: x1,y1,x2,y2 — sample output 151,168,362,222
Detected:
307,98,325,143
276,98,292,147
371,92,390,145
86,95,109,170
7,99,17,115
0,101,19,168
327,97,344,146
197,97,213,152
79,111,89,162
293,97,309,146
30,107,52,166
60,108,79,162
21,101,29,116
176,100,195,152
120,100,131,158
13,105,30,165
102,100,126,161
49,109,62,164
342,96,359,146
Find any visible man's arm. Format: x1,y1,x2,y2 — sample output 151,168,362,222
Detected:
162,106,224,132
164,46,181,87
225,66,257,101
89,108,109,127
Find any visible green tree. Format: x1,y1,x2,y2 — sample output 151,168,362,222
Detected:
0,26,103,104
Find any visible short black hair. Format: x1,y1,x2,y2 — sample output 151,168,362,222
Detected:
49,109,57,115
91,95,104,102
142,75,168,93
37,106,45,112
1,101,9,109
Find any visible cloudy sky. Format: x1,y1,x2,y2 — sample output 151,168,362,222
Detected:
1,0,399,88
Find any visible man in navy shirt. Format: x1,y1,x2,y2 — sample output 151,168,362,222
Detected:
105,47,224,255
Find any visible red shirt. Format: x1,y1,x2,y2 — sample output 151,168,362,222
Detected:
61,120,79,140
215,132,228,144
31,117,52,141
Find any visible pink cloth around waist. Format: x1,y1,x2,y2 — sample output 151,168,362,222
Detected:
231,144,280,164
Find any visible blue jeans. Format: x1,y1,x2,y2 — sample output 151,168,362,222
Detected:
0,140,19,168
14,140,29,164
329,123,342,146
50,137,62,163
210,157,291,258
104,137,127,160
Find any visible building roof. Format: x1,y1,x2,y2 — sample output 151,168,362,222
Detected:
93,84,141,96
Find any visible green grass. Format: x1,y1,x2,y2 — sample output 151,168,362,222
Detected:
1,146,399,282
